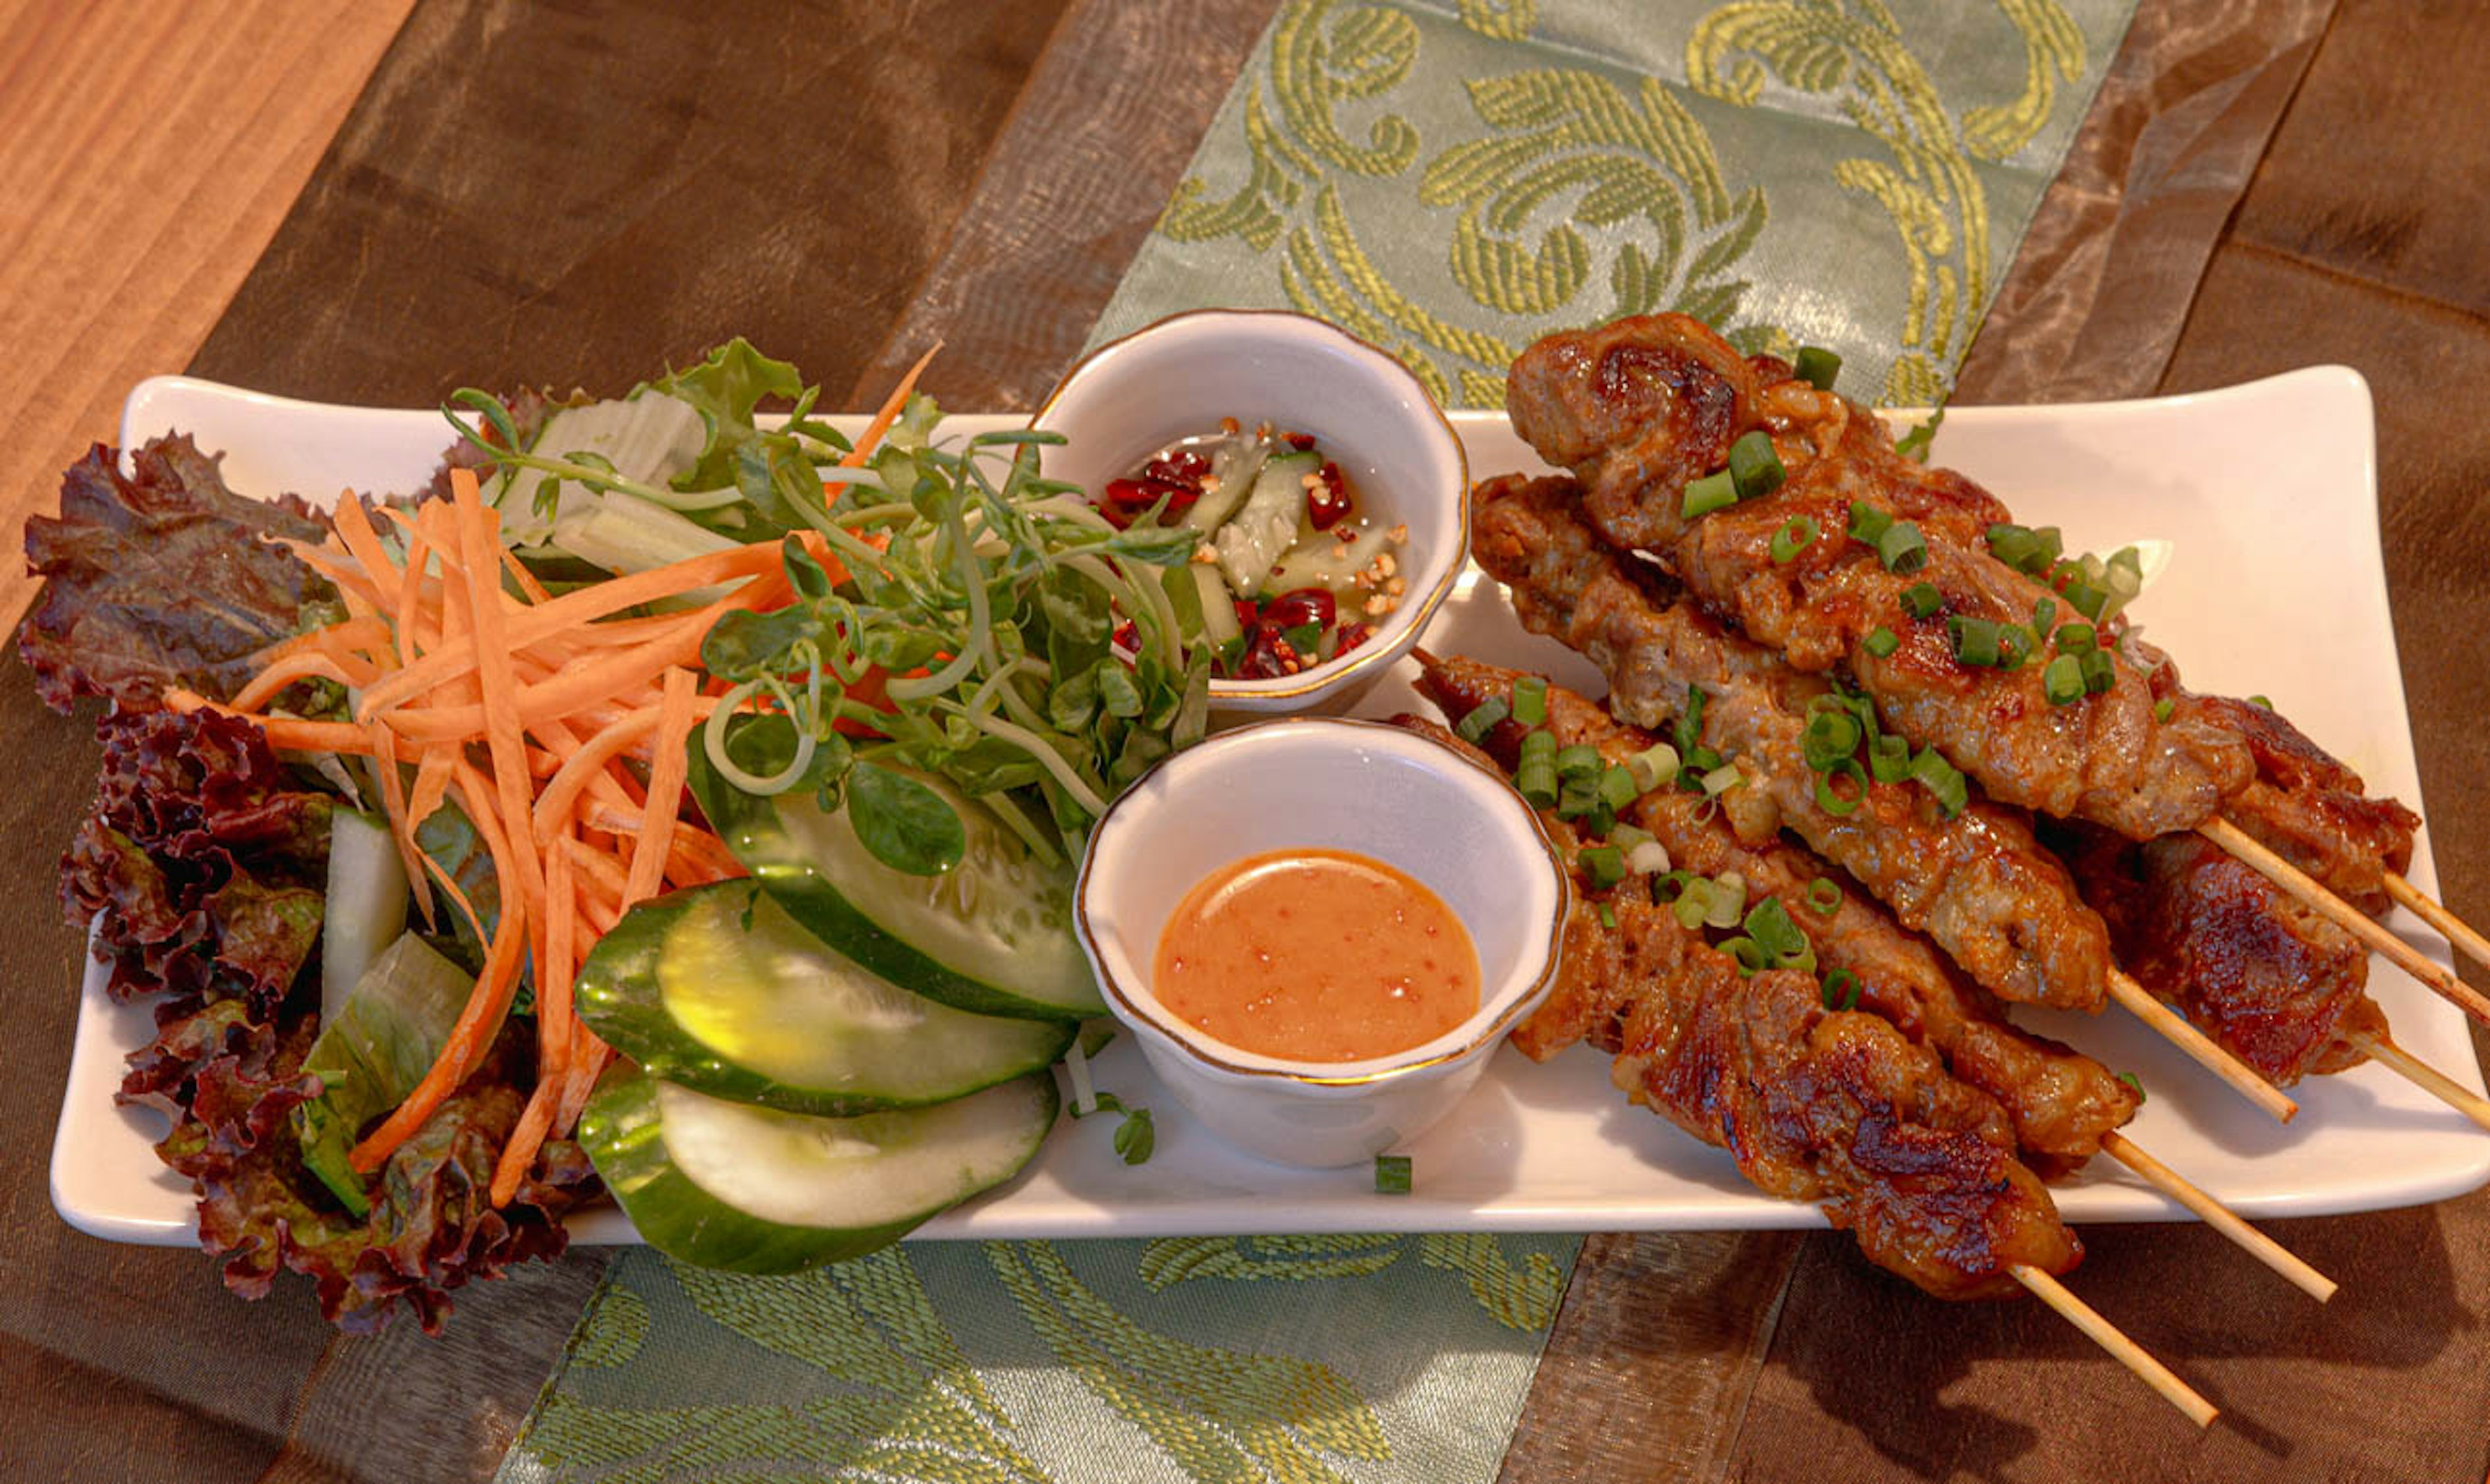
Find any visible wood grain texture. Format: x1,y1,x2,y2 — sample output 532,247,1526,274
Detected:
0,0,413,638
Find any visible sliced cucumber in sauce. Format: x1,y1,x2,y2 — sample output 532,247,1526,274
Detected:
689,716,1106,1020
576,882,1073,1115
580,1063,1059,1274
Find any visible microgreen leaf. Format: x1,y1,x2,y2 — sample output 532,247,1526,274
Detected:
845,763,966,876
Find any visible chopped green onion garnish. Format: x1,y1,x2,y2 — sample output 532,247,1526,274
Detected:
1702,762,1745,797
1821,967,1860,1011
1948,615,2002,668
2042,654,2085,706
2249,694,2272,709
1807,878,1843,916
1770,515,1820,563
2080,648,2116,695
1652,869,1696,905
1705,871,1747,928
1899,582,1944,618
1877,521,1929,574
1598,764,1641,810
1681,469,1738,520
1674,684,1708,756
1510,676,1548,727
1847,501,1893,545
1596,902,1617,930
1580,844,1626,891
1986,523,2064,576
1515,728,1558,807
2062,579,2107,621
1997,624,2037,670
1910,747,1968,817
1721,935,1772,976
1610,823,1655,853
2153,698,2176,724
1555,743,1605,780
1375,1154,1412,1194
1672,878,1714,930
2056,622,2096,655
2032,595,2057,633
1814,758,1867,816
1627,741,1680,792
1802,709,1863,770
1864,626,1899,659
2115,1072,2146,1106
1729,430,1786,501
1744,896,1807,958
1867,733,1912,783
1795,346,1842,390
1893,407,1943,463
1456,697,1510,744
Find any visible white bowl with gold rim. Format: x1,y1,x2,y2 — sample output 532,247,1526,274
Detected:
1028,309,1468,722
1073,717,1570,1168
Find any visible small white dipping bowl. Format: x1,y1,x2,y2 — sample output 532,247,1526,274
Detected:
1073,718,1570,1168
1030,309,1468,722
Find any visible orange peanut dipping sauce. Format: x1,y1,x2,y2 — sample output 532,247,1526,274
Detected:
1152,847,1480,1063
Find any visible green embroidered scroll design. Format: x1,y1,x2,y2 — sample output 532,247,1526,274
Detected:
1456,0,1539,40
1419,69,1768,328
1686,0,2085,403
990,1240,1392,1483
521,1253,1044,1483
1273,0,1425,178
568,1273,650,1369
1136,1232,1566,1331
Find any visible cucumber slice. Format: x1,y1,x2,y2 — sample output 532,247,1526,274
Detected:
577,882,1074,1115
320,809,409,1026
1212,450,1320,596
1181,437,1266,533
688,716,1106,1020
580,1063,1059,1274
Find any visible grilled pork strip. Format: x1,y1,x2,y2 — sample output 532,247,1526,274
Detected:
1473,472,2115,1013
1413,655,2137,1177
1397,714,2080,1299
1507,312,2254,840
2059,827,2383,1085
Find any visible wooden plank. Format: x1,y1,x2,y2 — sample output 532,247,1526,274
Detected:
0,0,413,637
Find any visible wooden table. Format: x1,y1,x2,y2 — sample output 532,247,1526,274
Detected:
10,1,2489,1478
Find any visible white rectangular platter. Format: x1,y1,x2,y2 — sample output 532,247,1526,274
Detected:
52,366,2490,1247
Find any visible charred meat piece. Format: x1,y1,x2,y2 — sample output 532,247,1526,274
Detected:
2146,661,2419,915
1543,880,2080,1300
1412,655,2137,1177
2059,826,2382,1085
1472,473,2116,1013
1509,313,2254,840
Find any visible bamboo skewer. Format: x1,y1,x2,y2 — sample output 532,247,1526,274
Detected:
2385,872,2490,978
2347,1031,2490,1132
2199,818,2490,1028
2099,1133,2335,1301
2011,1265,2218,1426
2105,970,2298,1122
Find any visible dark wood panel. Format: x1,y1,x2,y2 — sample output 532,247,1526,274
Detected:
188,0,1076,407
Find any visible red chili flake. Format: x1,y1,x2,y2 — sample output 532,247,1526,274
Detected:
1285,432,1318,451
1307,461,1354,530
1260,587,1336,631
1233,622,1292,680
1333,622,1373,657
1111,620,1138,652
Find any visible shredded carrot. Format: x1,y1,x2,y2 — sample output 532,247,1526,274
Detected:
842,342,940,468
250,616,392,668
625,667,699,908
162,689,377,755
562,834,630,908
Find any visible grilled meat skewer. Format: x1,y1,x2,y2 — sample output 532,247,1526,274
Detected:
1473,471,2115,1013
1413,653,2140,1175
1508,311,2252,840
1398,715,2083,1301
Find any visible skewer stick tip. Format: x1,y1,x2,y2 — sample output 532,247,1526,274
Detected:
2100,1133,2336,1302
2013,1264,2218,1428
2384,872,2490,977
2347,1030,2490,1134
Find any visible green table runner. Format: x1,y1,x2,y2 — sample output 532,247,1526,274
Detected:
499,2,2134,1478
